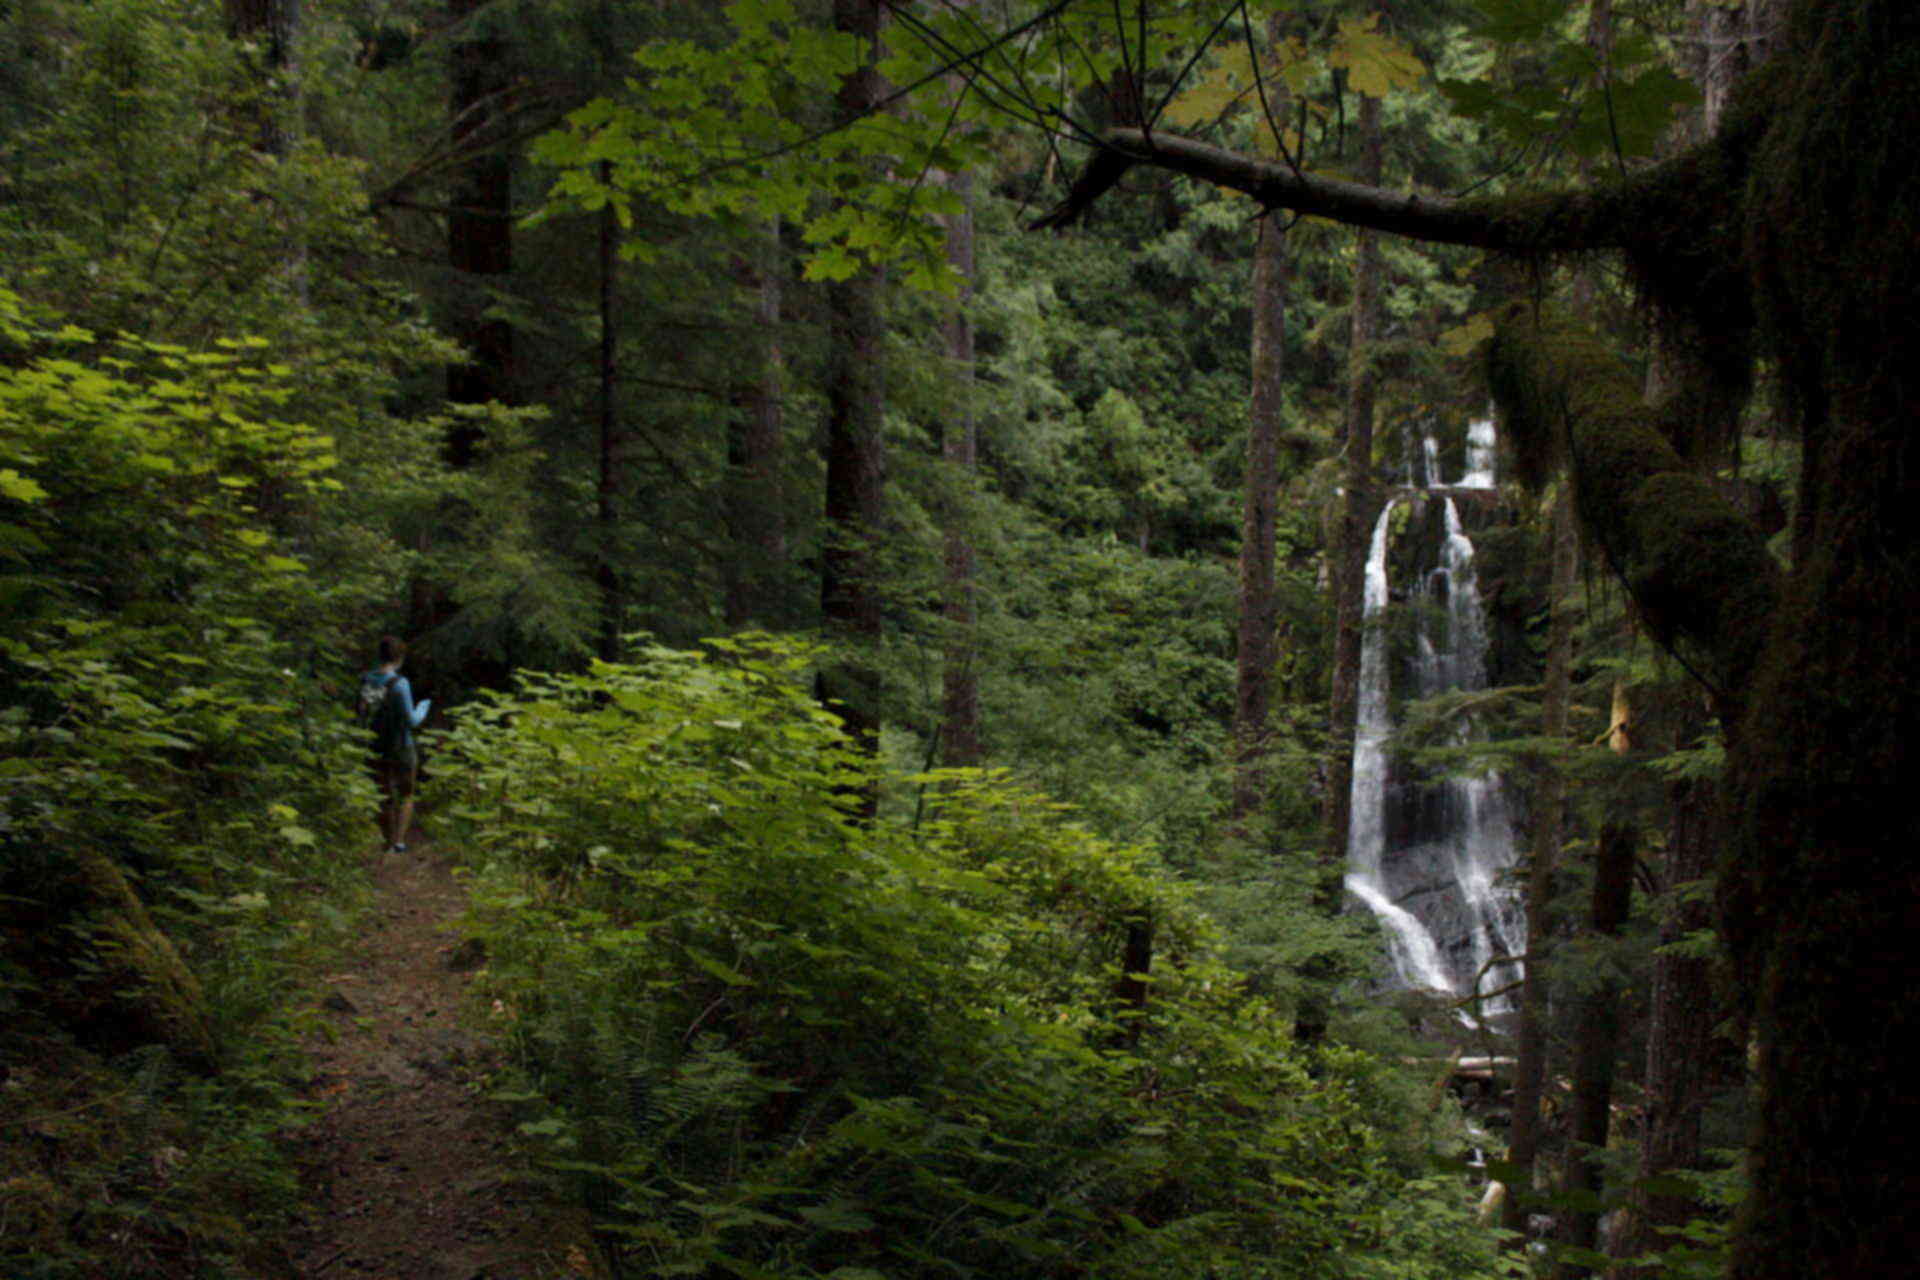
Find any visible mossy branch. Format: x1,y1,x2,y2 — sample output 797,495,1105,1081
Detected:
1483,311,1780,722
1030,126,1739,260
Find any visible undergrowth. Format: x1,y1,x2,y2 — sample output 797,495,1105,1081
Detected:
435,637,1516,1280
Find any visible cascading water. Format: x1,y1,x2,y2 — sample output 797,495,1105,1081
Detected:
1346,497,1455,995
1344,422,1526,1018
1461,415,1498,488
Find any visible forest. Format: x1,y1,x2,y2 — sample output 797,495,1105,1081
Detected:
2,0,1910,1277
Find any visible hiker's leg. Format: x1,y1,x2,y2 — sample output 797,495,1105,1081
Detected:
392,755,417,847
373,760,395,845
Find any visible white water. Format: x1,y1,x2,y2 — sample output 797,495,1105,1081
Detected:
1429,497,1526,1011
1461,416,1498,489
1346,498,1457,995
1344,422,1525,1017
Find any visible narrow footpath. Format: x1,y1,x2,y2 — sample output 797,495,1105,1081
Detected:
288,840,600,1280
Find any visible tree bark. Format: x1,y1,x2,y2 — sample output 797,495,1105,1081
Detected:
1232,214,1287,822
224,0,300,159
938,170,983,768
1504,483,1579,1242
1608,12,1768,1265
1609,769,1727,1275
1322,90,1382,880
816,0,888,786
1556,809,1638,1277
725,222,787,632
595,164,621,661
445,0,515,466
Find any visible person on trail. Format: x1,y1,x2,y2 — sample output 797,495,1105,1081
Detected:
360,635,430,853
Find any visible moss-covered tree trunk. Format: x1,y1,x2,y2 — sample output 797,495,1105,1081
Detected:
1721,11,1920,1274
71,848,216,1072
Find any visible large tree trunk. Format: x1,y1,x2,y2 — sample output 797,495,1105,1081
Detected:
1232,215,1287,822
445,0,515,466
816,0,888,787
1504,484,1578,1242
1724,10,1920,1275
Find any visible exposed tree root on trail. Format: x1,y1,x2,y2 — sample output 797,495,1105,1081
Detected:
287,840,600,1280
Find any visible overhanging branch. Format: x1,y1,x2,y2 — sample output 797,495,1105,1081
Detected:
1030,126,1689,257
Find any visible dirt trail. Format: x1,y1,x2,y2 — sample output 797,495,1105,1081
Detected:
288,841,598,1280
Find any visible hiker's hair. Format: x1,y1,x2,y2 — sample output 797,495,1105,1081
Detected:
378,635,407,665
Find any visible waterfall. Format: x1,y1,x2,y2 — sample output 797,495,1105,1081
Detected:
1344,421,1525,1018
1461,416,1498,489
1346,498,1455,994
1425,497,1525,1011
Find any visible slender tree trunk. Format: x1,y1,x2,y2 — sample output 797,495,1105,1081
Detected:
224,0,299,157
1322,88,1383,875
725,222,787,631
1554,684,1638,1277
1232,216,1287,823
1300,87,1382,1046
595,164,621,661
1610,768,1728,1275
938,170,983,767
446,0,515,465
1505,483,1579,1241
816,0,887,788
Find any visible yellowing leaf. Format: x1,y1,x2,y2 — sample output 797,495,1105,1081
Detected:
1439,313,1496,357
1161,72,1243,128
1328,15,1425,99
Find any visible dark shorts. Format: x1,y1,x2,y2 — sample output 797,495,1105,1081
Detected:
372,751,417,798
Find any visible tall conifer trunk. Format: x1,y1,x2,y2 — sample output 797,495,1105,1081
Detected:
224,0,299,158
595,165,621,661
446,0,515,465
725,223,787,632
938,171,982,767
816,0,887,787
1504,484,1578,1241
1233,215,1287,821
1556,680,1637,1275
1322,88,1382,875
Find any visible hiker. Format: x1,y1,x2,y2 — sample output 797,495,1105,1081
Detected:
360,635,430,853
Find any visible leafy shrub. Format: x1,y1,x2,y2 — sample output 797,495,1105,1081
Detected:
0,290,375,1276
437,637,1512,1278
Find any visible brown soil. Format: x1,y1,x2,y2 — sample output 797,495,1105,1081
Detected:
287,840,601,1280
